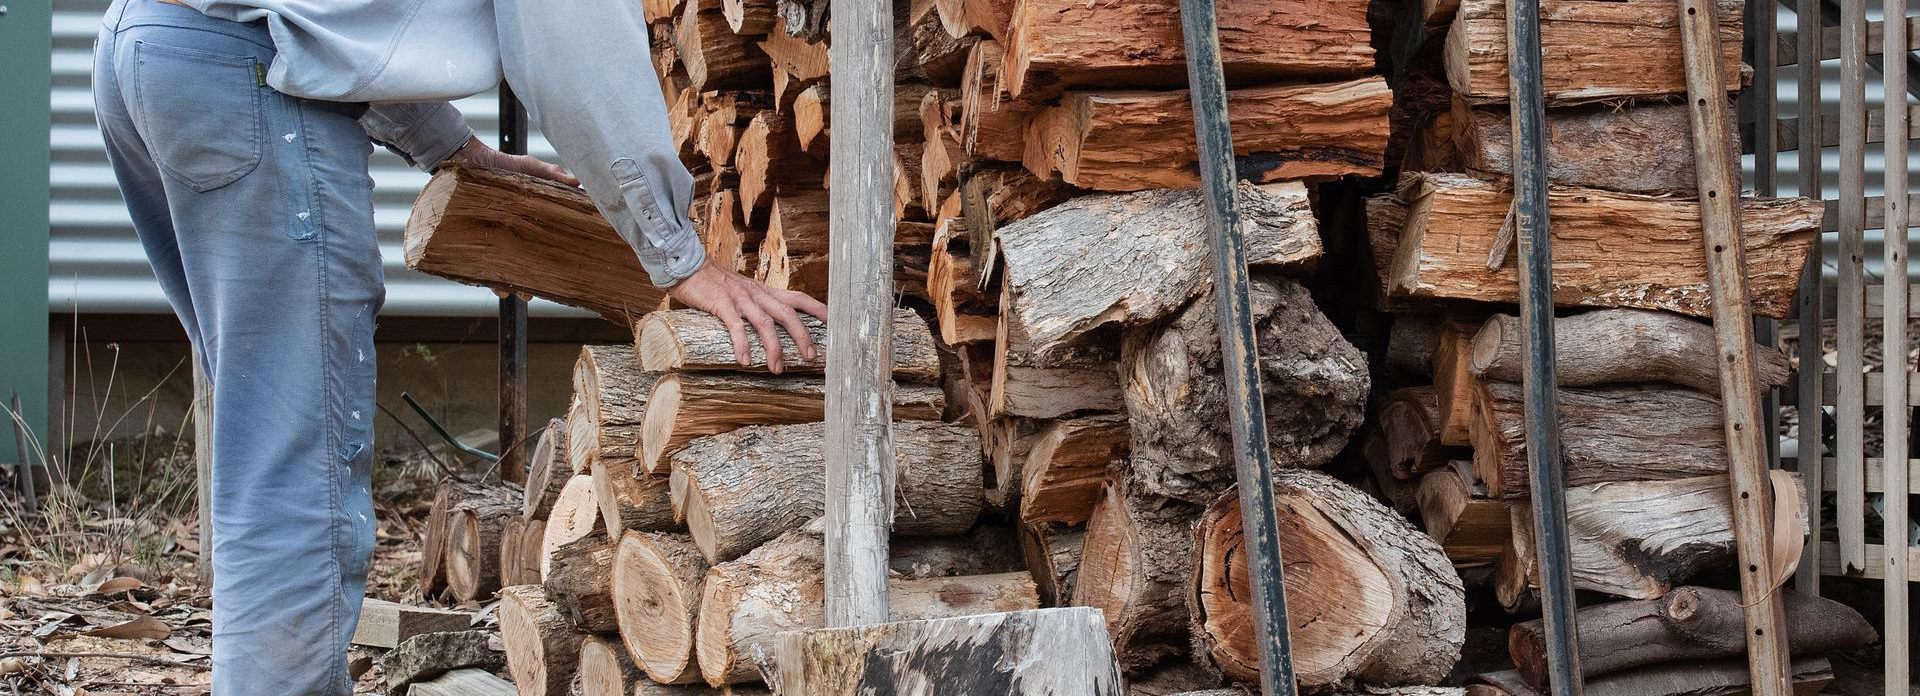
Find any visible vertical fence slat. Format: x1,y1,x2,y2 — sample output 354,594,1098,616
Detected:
1793,0,1826,595
1838,0,1871,574
1880,0,1912,686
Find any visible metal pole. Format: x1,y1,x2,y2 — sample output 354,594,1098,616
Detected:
1504,0,1584,693
498,84,530,485
1175,2,1296,693
823,0,895,627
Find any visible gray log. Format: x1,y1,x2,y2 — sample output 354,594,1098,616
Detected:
770,607,1123,695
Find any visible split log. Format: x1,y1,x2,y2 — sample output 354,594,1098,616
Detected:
516,518,545,590
929,233,996,346
1191,470,1464,688
612,531,709,685
498,585,580,696
576,636,643,696
567,345,657,475
996,182,1320,356
735,113,822,223
960,40,1030,162
499,518,527,587
767,190,829,257
1431,316,1479,447
589,460,676,539
722,0,776,33
1377,387,1460,480
676,3,770,90
792,83,831,154
984,417,1043,511
1443,0,1742,104
1019,414,1129,524
670,421,982,563
1414,463,1508,568
1365,194,1416,311
697,92,771,167
1122,275,1369,504
1361,430,1421,516
757,19,830,81
1492,505,1538,614
635,307,941,380
541,475,603,580
1470,309,1791,393
382,630,501,692
352,598,470,649
1476,657,1834,696
900,3,977,86
1001,0,1372,98
447,492,518,602
934,0,1014,40
523,418,571,520
1508,587,1877,688
1434,100,1733,195
960,164,1082,287
990,313,1124,419
1500,474,1806,600
695,528,1042,685
542,537,620,633
1387,173,1820,318
1073,476,1203,670
404,669,516,696
1022,78,1392,191
1021,522,1084,606
402,163,667,324
1470,380,1728,497
641,372,944,473
768,607,1122,696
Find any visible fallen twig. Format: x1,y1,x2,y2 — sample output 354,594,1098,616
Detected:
0,651,207,669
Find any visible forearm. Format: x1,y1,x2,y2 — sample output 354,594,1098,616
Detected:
360,101,474,170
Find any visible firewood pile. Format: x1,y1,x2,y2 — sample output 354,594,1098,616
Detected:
392,0,1889,693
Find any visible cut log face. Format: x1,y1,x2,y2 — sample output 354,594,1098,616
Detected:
672,421,983,563
517,518,545,587
634,308,942,380
1022,78,1392,190
1019,414,1129,524
447,498,516,601
1123,275,1369,504
524,418,572,520
1388,173,1821,318
996,182,1321,356
677,4,771,90
1470,380,1728,497
402,163,667,324
1469,309,1792,393
1001,0,1372,98
1072,476,1202,671
576,636,642,696
769,607,1123,696
499,585,580,696
1444,0,1742,104
589,460,677,539
1191,470,1465,689
421,481,500,597
640,372,945,473
1440,100,1735,195
568,345,658,476
612,531,709,685
1414,463,1509,568
541,475,603,580
499,518,527,587
1378,386,1461,480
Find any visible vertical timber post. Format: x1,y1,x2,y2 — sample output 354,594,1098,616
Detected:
1504,0,1584,693
825,0,895,627
498,85,530,485
1176,1,1297,693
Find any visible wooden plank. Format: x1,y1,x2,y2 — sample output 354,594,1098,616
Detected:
1879,0,1911,686
1775,15,1920,65
1818,542,1920,580
351,598,471,649
1818,192,1920,231
1789,457,1920,494
1817,282,1920,315
1774,105,1920,151
1805,370,1920,406
408,668,518,696
1792,0,1825,599
1836,0,1871,577
1675,0,1794,689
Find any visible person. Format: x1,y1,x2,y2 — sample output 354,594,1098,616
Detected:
90,0,825,692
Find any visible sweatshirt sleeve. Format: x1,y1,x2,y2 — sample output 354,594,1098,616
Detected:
359,101,475,170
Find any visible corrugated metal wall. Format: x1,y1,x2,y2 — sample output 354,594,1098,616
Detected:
49,0,589,318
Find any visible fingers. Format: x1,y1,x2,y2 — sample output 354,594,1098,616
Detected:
737,295,786,373
757,292,817,362
714,303,751,368
780,289,829,321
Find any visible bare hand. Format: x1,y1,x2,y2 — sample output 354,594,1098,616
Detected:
448,136,580,187
667,263,829,373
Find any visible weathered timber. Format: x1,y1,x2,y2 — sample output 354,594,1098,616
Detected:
635,308,941,380
1023,78,1392,191
523,419,571,520
588,460,676,539
670,421,982,563
1470,309,1791,393
542,537,619,633
1019,414,1129,524
960,165,1082,287
1476,658,1834,696
383,630,500,692
576,636,643,696
567,345,657,475
984,416,1043,510
408,669,518,696
677,4,770,90
1122,275,1369,503
540,475,603,580
1433,100,1735,194
1191,470,1465,688
1388,173,1820,318
1470,380,1728,497
997,182,1321,355
402,163,667,324
640,372,943,473
612,531,708,685
1415,462,1509,568
990,311,1124,419
1444,0,1742,104
1073,476,1203,670
498,585,580,696
768,607,1122,696
352,598,470,649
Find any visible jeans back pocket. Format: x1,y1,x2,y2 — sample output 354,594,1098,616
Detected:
132,40,264,193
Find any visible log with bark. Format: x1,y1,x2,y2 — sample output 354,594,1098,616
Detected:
1469,380,1728,497
960,164,1082,287
1019,414,1129,524
1190,470,1464,689
669,421,982,563
499,585,580,696
402,163,667,324
1021,522,1085,606
589,460,677,539
1444,0,1742,104
1377,386,1465,480
523,418,572,520
989,314,1124,420
1424,100,1735,195
768,607,1122,696
695,527,1042,685
576,636,644,696
634,308,941,380
1475,657,1835,696
1469,309,1791,393
1022,78,1392,190
640,372,944,474
541,475,603,580
446,488,518,602
1507,587,1876,689
1388,173,1818,318
996,182,1320,355
984,416,1042,511
1414,462,1508,568
420,480,502,597
567,345,658,475
612,531,709,685
1000,0,1372,98
1072,475,1204,671
541,537,620,633
1122,275,1368,504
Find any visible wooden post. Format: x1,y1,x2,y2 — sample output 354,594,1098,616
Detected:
1878,0,1911,688
192,351,214,585
1674,0,1793,693
824,0,895,627
1789,0,1823,596
1835,0,1868,576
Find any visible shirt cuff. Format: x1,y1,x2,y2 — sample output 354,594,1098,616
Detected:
360,102,475,171
636,229,708,287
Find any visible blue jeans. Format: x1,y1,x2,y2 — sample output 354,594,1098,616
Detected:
94,2,381,693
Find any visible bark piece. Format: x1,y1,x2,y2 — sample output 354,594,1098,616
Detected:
768,607,1122,696
1388,173,1820,319
612,531,709,685
1023,78,1392,191
523,418,571,520
1020,414,1129,524
403,163,667,324
1191,470,1465,689
1073,476,1203,671
1470,309,1791,393
567,345,658,476
997,182,1320,355
499,585,580,696
1122,275,1368,503
671,421,983,563
384,630,501,693
1444,0,1741,104
542,537,620,633
640,372,944,474
1470,380,1728,498
634,308,941,380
